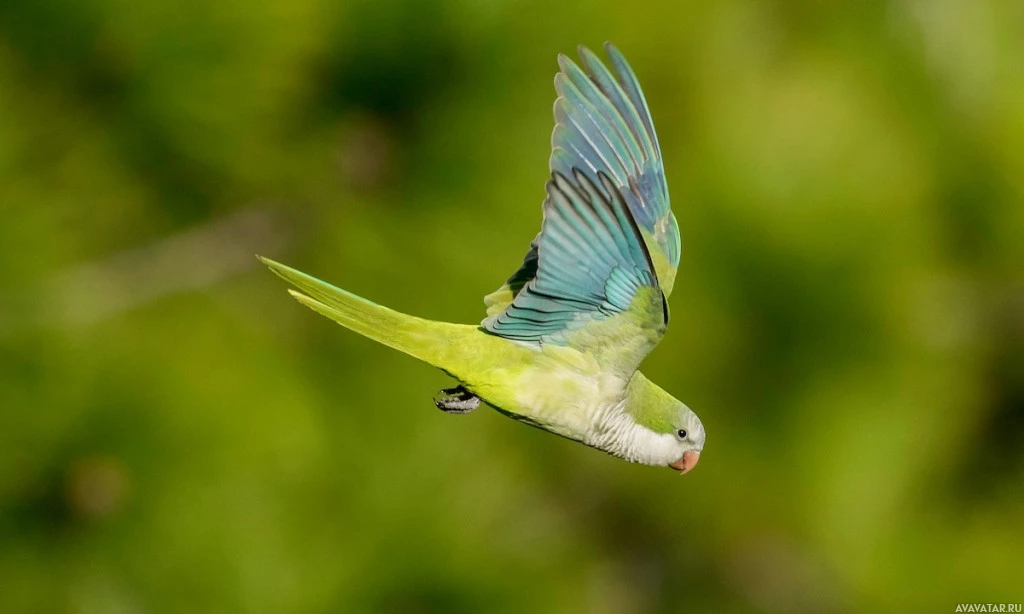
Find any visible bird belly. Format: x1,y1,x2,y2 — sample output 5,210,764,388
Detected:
469,362,624,443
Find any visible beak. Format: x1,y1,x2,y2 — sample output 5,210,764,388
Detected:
669,450,700,475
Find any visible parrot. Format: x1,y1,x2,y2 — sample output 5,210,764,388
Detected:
261,43,705,474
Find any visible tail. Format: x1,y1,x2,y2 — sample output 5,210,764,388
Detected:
259,256,469,374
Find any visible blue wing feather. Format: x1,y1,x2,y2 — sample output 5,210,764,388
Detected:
551,44,680,290
483,170,664,345
559,54,644,176
483,43,681,345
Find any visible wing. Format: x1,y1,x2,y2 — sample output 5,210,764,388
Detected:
484,42,680,317
482,170,667,374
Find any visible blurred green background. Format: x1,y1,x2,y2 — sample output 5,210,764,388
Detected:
1,0,1022,612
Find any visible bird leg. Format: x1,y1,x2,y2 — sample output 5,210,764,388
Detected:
433,385,480,414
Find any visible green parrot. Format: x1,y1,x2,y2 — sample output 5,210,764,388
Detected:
261,43,705,474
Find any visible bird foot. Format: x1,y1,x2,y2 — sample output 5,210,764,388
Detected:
433,385,480,414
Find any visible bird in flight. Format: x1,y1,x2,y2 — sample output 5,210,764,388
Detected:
262,43,705,474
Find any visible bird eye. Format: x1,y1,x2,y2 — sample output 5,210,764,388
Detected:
676,429,687,439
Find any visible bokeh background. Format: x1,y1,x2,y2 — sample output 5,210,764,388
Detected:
1,0,1022,612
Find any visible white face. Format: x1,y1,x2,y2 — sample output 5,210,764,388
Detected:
677,407,706,452
587,402,706,471
646,406,705,472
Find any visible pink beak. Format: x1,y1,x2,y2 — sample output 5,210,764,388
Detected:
669,450,700,475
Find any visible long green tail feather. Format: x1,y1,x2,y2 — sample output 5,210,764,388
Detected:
260,256,464,371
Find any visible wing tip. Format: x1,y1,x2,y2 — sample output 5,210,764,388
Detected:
556,53,574,74
603,41,627,68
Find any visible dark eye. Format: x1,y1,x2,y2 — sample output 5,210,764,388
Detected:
677,429,688,439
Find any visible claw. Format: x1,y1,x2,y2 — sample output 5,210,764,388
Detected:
433,385,480,414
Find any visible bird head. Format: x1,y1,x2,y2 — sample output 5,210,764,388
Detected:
619,374,706,474
666,404,705,474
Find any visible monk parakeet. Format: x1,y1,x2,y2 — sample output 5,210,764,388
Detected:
261,43,705,474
